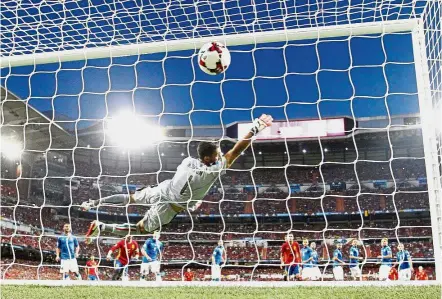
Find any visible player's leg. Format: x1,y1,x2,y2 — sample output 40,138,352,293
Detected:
60,260,69,280
399,268,411,281
140,262,150,281
152,261,162,282
112,260,124,281
85,202,178,243
379,265,389,281
71,259,82,280
312,266,321,281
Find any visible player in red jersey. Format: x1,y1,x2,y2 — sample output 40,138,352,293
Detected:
415,266,428,280
183,268,194,281
280,233,302,281
107,235,140,281
388,267,398,280
86,255,99,280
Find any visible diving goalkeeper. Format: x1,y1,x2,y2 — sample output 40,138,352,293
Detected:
82,114,273,243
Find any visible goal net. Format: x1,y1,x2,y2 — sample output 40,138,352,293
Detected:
1,0,441,283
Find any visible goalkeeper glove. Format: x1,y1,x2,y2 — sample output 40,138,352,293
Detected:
249,114,272,136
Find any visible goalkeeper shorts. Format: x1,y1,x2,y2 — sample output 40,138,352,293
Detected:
134,186,184,232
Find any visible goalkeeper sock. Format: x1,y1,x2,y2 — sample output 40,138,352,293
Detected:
103,223,140,236
93,194,130,206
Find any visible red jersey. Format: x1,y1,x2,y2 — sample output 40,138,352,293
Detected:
415,270,428,280
184,271,194,281
111,239,139,266
388,268,398,280
86,260,98,276
281,241,301,264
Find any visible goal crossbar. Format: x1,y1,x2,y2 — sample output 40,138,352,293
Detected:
0,19,418,68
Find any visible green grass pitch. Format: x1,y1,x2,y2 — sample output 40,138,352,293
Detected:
1,285,440,299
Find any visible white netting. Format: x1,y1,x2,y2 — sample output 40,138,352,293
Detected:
0,0,428,57
0,0,441,283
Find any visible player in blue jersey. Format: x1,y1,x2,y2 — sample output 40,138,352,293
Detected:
396,243,413,281
349,239,363,280
140,231,164,281
212,240,226,281
332,242,345,281
377,238,393,281
55,224,82,280
301,239,314,280
309,242,322,281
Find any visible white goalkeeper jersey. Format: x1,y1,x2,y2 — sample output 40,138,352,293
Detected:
157,156,227,210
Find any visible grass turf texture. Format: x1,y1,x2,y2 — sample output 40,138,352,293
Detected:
1,285,440,299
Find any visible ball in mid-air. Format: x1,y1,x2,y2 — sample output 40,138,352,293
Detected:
198,42,231,75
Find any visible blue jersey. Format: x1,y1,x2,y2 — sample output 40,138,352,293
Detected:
397,250,411,270
301,246,313,268
333,249,343,267
381,246,392,266
142,238,163,263
311,250,319,265
57,234,78,260
213,246,224,266
349,246,359,268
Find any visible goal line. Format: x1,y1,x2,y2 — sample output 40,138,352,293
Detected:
1,280,440,288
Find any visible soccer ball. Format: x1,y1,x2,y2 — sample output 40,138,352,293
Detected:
197,42,231,75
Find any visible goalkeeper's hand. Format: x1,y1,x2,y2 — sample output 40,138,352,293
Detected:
80,200,96,211
249,114,273,136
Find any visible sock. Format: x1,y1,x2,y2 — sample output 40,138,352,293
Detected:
63,274,69,280
102,223,140,236
75,273,82,280
94,194,130,206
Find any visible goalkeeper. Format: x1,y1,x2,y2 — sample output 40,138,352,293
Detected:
82,114,273,242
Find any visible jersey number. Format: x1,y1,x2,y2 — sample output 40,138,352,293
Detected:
180,175,193,195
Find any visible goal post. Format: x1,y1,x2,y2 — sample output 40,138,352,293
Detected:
1,19,418,68
411,19,442,282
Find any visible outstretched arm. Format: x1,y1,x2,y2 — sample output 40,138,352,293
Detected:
224,114,273,168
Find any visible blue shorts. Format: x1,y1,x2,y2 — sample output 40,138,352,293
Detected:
285,265,301,276
88,275,98,281
114,260,128,274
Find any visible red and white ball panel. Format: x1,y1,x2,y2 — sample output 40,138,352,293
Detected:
197,41,231,75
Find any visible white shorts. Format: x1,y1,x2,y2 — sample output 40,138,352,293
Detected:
399,268,412,281
302,267,319,280
350,266,362,278
141,261,161,275
310,266,322,281
134,187,181,232
333,266,344,281
60,259,79,274
379,265,391,280
211,265,221,280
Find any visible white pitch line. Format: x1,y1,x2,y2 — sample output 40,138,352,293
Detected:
1,280,440,288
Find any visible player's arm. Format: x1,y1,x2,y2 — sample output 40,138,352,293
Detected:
107,241,121,260
74,237,80,258
134,242,140,260
385,248,393,259
55,237,61,262
223,114,273,168
141,245,152,261
333,252,344,264
408,252,413,270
